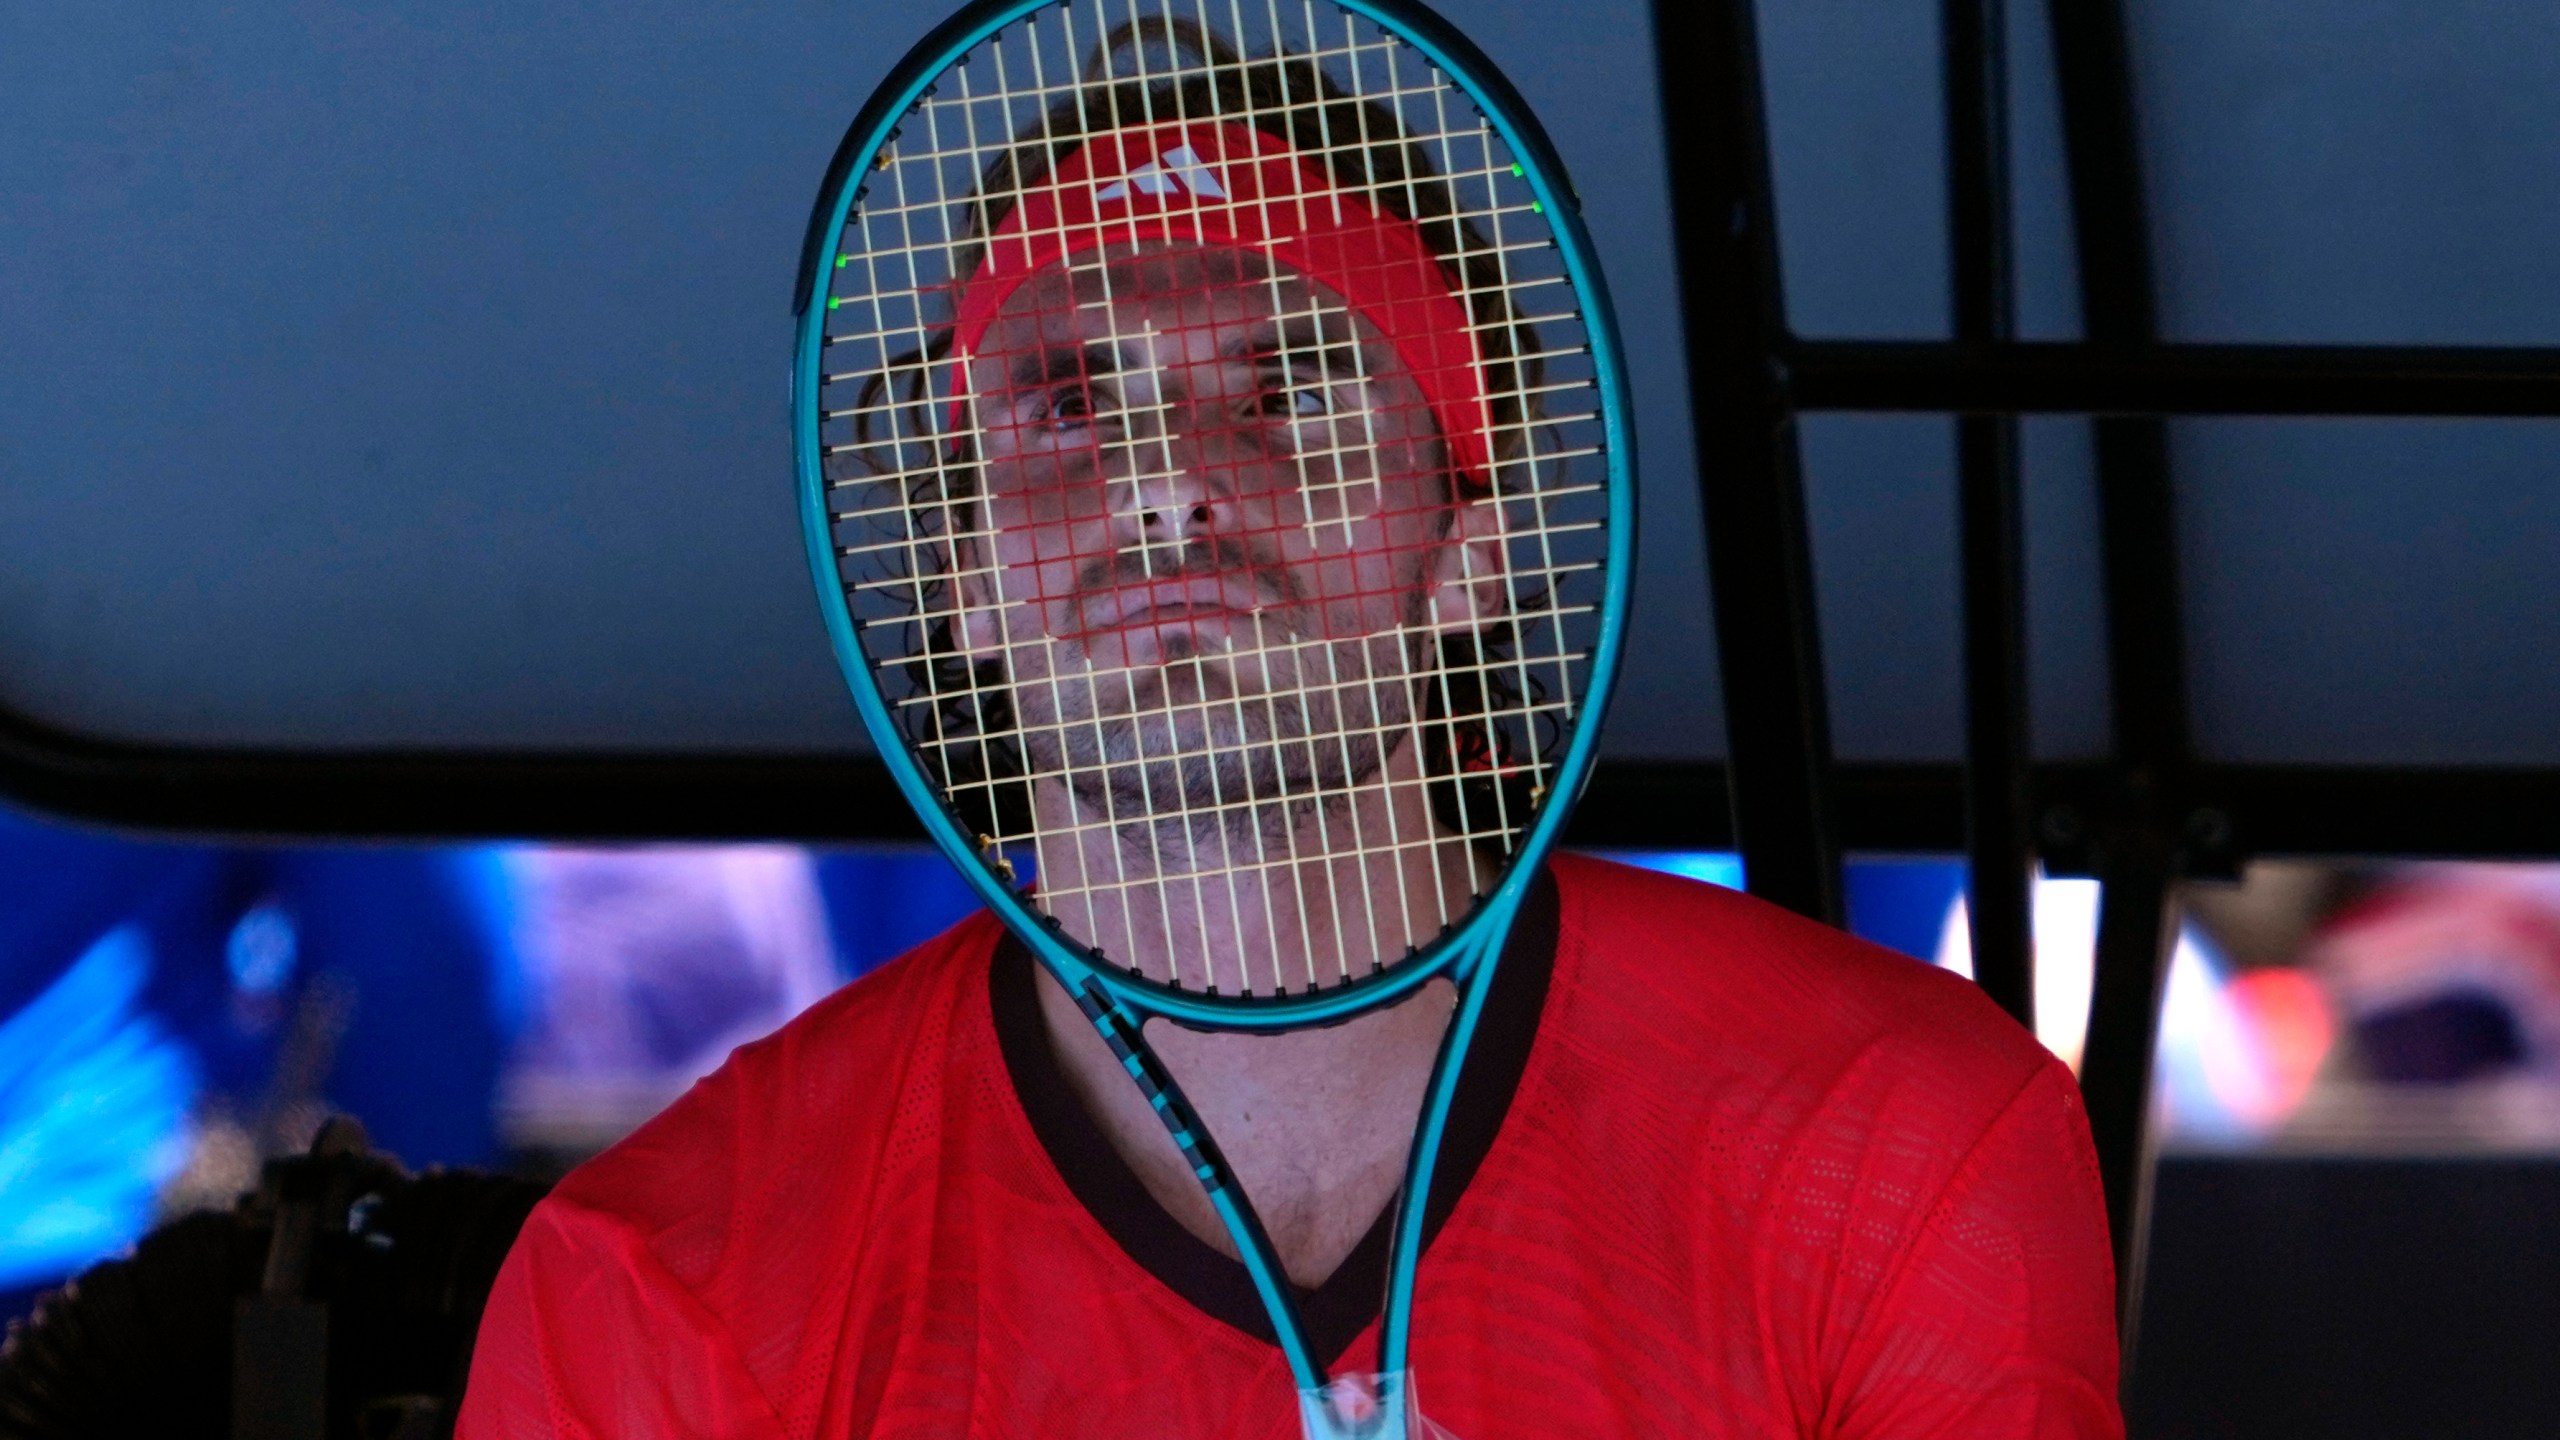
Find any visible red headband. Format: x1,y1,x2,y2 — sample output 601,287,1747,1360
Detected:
947,120,1493,481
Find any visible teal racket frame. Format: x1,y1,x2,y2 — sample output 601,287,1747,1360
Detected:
792,0,1634,1428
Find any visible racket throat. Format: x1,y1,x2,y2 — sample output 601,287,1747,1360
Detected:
1071,923,1499,1439
1070,980,1231,1192
1069,980,1330,1387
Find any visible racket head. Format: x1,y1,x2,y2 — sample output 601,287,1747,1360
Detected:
794,0,1634,1028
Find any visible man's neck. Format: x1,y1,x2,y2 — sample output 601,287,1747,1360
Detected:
1023,742,1483,1287
1032,960,1455,1289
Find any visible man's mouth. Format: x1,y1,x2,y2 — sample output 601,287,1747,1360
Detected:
1074,574,1276,639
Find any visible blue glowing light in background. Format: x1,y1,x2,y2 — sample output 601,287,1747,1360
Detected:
0,923,197,1289
224,903,298,998
1611,851,1748,892
9,815,2301,1312
0,828,1773,1304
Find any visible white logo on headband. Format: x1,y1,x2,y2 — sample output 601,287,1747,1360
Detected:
1093,144,1230,204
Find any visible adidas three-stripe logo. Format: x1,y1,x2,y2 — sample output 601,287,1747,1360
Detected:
1094,145,1230,204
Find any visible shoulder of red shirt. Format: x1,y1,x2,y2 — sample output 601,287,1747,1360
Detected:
538,851,2062,1277
532,905,1008,1299
1541,849,2060,1101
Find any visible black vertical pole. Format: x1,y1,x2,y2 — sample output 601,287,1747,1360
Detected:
1650,0,1845,928
1945,0,2037,1033
2048,0,2188,1365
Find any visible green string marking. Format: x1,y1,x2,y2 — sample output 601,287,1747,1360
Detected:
836,254,852,268
1510,163,1523,176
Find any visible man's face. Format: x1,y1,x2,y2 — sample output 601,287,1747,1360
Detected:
956,242,1483,841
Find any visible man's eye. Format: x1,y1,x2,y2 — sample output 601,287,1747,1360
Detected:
1264,378,1338,418
1039,386,1097,428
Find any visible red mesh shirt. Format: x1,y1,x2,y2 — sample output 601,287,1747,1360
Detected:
458,854,2121,1438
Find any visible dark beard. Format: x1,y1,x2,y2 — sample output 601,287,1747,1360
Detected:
1025,640,1411,871
1011,534,1435,869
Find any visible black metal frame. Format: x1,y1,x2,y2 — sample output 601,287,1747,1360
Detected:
1648,0,1845,927
1646,0,2560,1384
1946,0,2038,1034
2044,0,2192,1361
1789,339,2560,414
16,683,2560,859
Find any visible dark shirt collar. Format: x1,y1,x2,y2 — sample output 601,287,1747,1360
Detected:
988,865,1560,1365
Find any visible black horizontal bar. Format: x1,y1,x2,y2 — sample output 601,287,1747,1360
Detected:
2177,765,2560,862
1788,340,2560,417
0,706,914,845
1560,761,1966,853
1589,761,2560,862
16,702,2560,860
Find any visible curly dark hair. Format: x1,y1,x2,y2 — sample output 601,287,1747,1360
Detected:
831,17,1559,862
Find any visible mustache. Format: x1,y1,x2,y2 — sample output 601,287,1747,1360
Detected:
1071,536,1300,612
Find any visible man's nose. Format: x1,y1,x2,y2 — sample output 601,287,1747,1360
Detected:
1114,402,1251,544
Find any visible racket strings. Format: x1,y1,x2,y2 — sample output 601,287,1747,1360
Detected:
821,0,1607,998
880,19,1566,973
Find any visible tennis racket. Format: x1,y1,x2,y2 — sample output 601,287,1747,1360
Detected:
792,1,1631,1433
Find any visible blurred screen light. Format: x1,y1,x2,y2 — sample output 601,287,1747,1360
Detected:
0,924,197,1289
